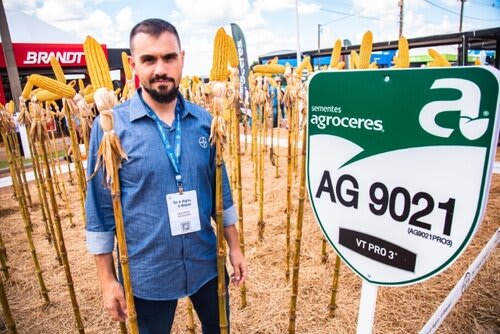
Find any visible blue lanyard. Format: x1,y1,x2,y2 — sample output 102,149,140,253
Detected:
141,95,184,193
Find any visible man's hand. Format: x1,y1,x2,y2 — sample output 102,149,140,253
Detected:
102,280,128,322
94,253,128,322
224,225,248,286
229,248,248,286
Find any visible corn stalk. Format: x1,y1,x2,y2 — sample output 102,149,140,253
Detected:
0,232,8,280
91,88,139,334
0,275,17,334
321,238,329,264
274,81,283,178
11,133,32,208
288,121,308,334
229,72,247,308
1,122,50,305
55,114,74,184
329,255,342,318
210,81,229,334
253,76,267,242
64,99,87,223
283,79,295,283
186,298,195,333
31,137,62,265
30,99,85,333
48,125,75,227
17,99,54,244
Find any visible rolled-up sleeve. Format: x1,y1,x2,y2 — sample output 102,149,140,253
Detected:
85,116,116,254
222,205,237,227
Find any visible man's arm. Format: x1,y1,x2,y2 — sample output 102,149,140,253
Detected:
94,253,128,322
224,225,248,286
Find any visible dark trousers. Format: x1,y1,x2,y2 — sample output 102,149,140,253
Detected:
134,276,230,334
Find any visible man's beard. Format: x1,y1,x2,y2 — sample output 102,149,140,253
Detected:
144,75,179,104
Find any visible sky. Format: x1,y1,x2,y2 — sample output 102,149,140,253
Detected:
3,0,500,76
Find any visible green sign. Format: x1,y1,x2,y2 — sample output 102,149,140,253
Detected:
307,67,500,286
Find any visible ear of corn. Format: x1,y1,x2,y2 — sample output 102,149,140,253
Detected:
22,80,34,100
329,39,342,69
78,79,85,93
368,60,378,69
84,92,95,104
84,84,94,96
393,36,409,68
269,56,279,64
296,56,311,75
210,27,231,82
83,35,113,90
121,51,133,81
350,51,359,69
336,61,345,70
428,48,451,67
252,64,285,75
50,56,66,83
358,31,373,69
34,89,63,102
7,100,15,114
225,33,239,68
27,74,76,99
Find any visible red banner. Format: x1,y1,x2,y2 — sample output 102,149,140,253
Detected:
0,75,5,105
0,43,108,68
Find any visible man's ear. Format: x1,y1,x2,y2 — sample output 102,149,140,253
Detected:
128,55,136,74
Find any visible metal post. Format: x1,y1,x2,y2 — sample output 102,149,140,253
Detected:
0,0,31,158
459,0,467,32
398,0,404,37
295,0,301,67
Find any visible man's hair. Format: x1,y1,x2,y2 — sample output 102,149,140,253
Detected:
129,18,181,53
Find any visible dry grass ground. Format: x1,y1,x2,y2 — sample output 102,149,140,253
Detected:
0,131,498,334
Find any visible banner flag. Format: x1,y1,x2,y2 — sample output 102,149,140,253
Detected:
230,23,250,107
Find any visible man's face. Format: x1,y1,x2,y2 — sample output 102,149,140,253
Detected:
129,31,184,104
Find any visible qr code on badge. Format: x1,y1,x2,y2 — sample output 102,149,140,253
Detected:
181,221,191,231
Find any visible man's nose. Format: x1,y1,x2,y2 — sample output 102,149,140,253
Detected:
153,60,168,76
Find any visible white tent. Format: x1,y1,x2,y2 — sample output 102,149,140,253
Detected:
2,10,81,43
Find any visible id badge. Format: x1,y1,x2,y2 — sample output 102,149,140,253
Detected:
166,190,201,236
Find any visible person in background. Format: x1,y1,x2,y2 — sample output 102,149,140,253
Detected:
85,18,247,333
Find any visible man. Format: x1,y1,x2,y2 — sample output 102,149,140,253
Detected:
85,18,247,333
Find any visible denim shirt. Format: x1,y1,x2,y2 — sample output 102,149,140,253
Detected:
85,89,237,300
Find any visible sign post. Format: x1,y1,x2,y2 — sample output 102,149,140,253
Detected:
306,67,500,331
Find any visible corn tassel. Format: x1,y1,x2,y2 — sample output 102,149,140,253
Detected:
84,35,114,90
358,31,373,69
50,56,66,83
329,39,342,69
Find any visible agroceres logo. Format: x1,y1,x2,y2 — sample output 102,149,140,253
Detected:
419,78,489,140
